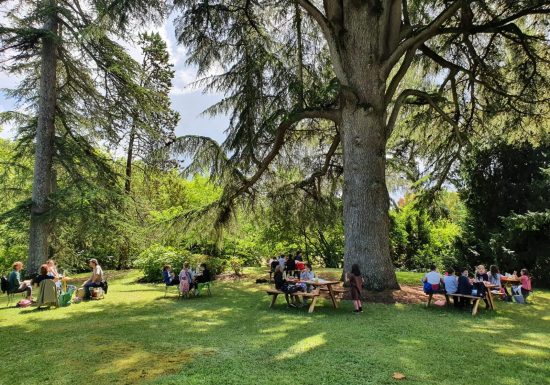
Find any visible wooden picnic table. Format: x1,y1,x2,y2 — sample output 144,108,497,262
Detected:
426,281,496,316
288,278,342,309
500,276,521,288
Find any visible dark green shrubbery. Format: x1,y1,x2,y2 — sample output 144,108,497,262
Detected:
134,244,227,282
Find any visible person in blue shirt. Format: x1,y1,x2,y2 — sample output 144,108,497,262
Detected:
162,265,179,286
443,267,459,307
299,263,315,306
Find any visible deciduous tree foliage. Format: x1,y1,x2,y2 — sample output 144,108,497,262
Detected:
171,0,550,289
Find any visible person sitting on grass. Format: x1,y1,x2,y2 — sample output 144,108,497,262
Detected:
82,259,104,300
519,268,532,302
346,264,364,314
162,265,179,286
8,261,32,300
273,265,302,307
31,264,56,287
456,268,473,308
422,264,442,292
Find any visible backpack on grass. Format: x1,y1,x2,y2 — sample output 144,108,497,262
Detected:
1,276,9,294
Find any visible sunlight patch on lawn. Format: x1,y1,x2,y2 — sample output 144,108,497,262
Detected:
494,346,549,358
274,333,326,360
95,349,195,384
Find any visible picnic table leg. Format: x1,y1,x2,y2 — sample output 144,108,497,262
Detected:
487,290,495,310
471,299,480,316
269,294,278,308
308,296,318,313
327,285,338,309
444,294,450,306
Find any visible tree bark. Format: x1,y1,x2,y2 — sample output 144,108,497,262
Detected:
341,102,399,290
336,2,399,290
125,127,136,194
28,0,58,276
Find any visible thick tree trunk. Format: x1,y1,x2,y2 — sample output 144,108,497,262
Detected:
28,1,58,275
337,3,399,290
341,103,399,290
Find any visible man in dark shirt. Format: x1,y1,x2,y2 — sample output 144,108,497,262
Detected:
457,268,473,308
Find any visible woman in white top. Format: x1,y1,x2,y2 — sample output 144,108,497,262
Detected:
82,259,104,300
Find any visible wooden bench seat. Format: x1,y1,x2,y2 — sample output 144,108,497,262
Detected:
426,291,494,316
266,288,320,313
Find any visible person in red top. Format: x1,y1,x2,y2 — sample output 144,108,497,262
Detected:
520,268,532,300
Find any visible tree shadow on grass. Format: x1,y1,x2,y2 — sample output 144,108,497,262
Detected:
0,280,548,385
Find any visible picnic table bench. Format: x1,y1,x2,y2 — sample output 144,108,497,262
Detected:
265,288,320,313
426,289,495,316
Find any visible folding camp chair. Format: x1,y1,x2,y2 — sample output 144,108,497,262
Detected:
37,279,59,308
197,282,212,297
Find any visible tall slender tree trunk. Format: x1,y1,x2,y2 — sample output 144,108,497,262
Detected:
294,0,304,106
337,3,399,290
28,0,58,275
118,127,136,269
124,127,136,194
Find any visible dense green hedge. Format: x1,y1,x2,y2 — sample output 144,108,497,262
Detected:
134,244,228,282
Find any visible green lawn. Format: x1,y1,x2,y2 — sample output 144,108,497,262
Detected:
1,269,549,385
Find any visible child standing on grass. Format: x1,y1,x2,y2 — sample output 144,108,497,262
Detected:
347,264,363,314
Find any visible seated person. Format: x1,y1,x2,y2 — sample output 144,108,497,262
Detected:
273,265,302,307
475,265,489,282
488,265,502,287
270,258,279,272
31,264,56,287
457,268,473,308
8,261,32,300
82,259,104,300
195,263,211,284
179,263,196,293
162,265,179,286
295,251,303,262
443,267,459,307
422,264,442,292
285,255,296,278
299,263,315,305
443,267,458,294
46,259,60,278
278,254,286,269
519,268,532,301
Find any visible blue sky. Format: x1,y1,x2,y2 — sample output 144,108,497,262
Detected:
0,17,229,145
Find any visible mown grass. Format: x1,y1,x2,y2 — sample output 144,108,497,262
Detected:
0,269,548,385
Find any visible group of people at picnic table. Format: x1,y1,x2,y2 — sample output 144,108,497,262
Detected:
422,263,532,307
268,252,364,314
162,262,212,295
7,258,106,302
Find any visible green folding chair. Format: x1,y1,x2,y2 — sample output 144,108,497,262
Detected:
197,282,212,297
